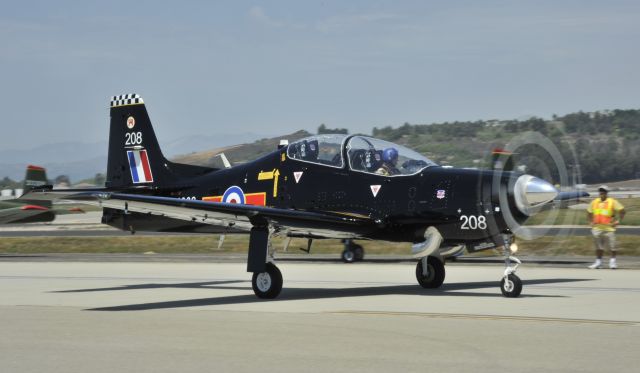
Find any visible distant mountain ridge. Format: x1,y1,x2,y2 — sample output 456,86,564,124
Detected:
172,130,311,166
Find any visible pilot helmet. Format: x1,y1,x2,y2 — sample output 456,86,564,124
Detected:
383,147,399,163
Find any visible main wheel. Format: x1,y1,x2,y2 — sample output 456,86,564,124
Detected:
415,256,445,288
341,248,356,263
252,262,283,299
353,244,364,261
500,274,522,298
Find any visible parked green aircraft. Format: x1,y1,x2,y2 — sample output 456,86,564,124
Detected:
0,165,84,224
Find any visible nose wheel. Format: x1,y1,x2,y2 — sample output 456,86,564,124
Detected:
500,273,522,297
499,235,522,298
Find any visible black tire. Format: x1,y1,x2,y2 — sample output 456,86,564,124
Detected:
353,245,364,261
341,248,356,263
415,256,445,288
500,274,522,298
252,262,283,299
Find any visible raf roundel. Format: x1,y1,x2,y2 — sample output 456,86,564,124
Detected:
126,116,136,129
222,186,245,204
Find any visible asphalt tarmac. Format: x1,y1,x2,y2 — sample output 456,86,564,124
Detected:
1,258,638,372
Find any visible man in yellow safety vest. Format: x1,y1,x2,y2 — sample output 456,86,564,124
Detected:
587,185,625,269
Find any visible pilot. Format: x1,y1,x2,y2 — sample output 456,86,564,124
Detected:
376,147,400,176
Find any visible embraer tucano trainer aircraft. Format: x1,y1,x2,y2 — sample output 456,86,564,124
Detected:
0,165,56,224
25,94,561,298
1,165,85,224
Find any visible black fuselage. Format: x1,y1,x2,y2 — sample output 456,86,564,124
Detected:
105,144,526,246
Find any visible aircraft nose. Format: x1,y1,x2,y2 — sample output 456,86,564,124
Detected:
513,174,558,215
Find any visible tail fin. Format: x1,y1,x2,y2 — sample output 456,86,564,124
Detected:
106,94,216,189
22,165,48,192
20,165,51,207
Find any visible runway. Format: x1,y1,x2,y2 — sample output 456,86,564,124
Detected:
0,258,638,372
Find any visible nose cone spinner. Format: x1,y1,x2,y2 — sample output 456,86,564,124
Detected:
514,175,558,215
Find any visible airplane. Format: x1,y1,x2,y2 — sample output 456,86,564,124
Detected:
0,165,86,224
24,93,561,299
0,165,57,224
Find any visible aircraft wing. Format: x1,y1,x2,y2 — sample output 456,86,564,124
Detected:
0,202,55,224
22,189,376,238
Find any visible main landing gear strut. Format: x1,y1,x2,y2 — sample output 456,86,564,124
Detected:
247,225,283,299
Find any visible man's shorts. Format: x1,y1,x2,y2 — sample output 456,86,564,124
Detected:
592,229,616,252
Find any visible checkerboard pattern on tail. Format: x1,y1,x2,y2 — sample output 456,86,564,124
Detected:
110,94,144,108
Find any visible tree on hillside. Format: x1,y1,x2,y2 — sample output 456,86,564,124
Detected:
368,108,640,183
54,175,71,186
0,177,20,189
94,173,106,186
317,124,348,135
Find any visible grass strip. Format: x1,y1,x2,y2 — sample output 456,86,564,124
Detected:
1,235,638,256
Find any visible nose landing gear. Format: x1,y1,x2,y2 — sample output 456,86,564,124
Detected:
499,236,522,298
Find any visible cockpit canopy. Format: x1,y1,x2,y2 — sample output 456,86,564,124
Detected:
286,134,437,176
286,134,345,168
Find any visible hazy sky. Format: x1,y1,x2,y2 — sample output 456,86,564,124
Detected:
1,0,639,150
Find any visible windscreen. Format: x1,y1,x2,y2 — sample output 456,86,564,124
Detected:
346,136,437,176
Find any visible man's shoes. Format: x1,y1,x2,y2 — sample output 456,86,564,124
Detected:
588,259,602,269
609,258,617,269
